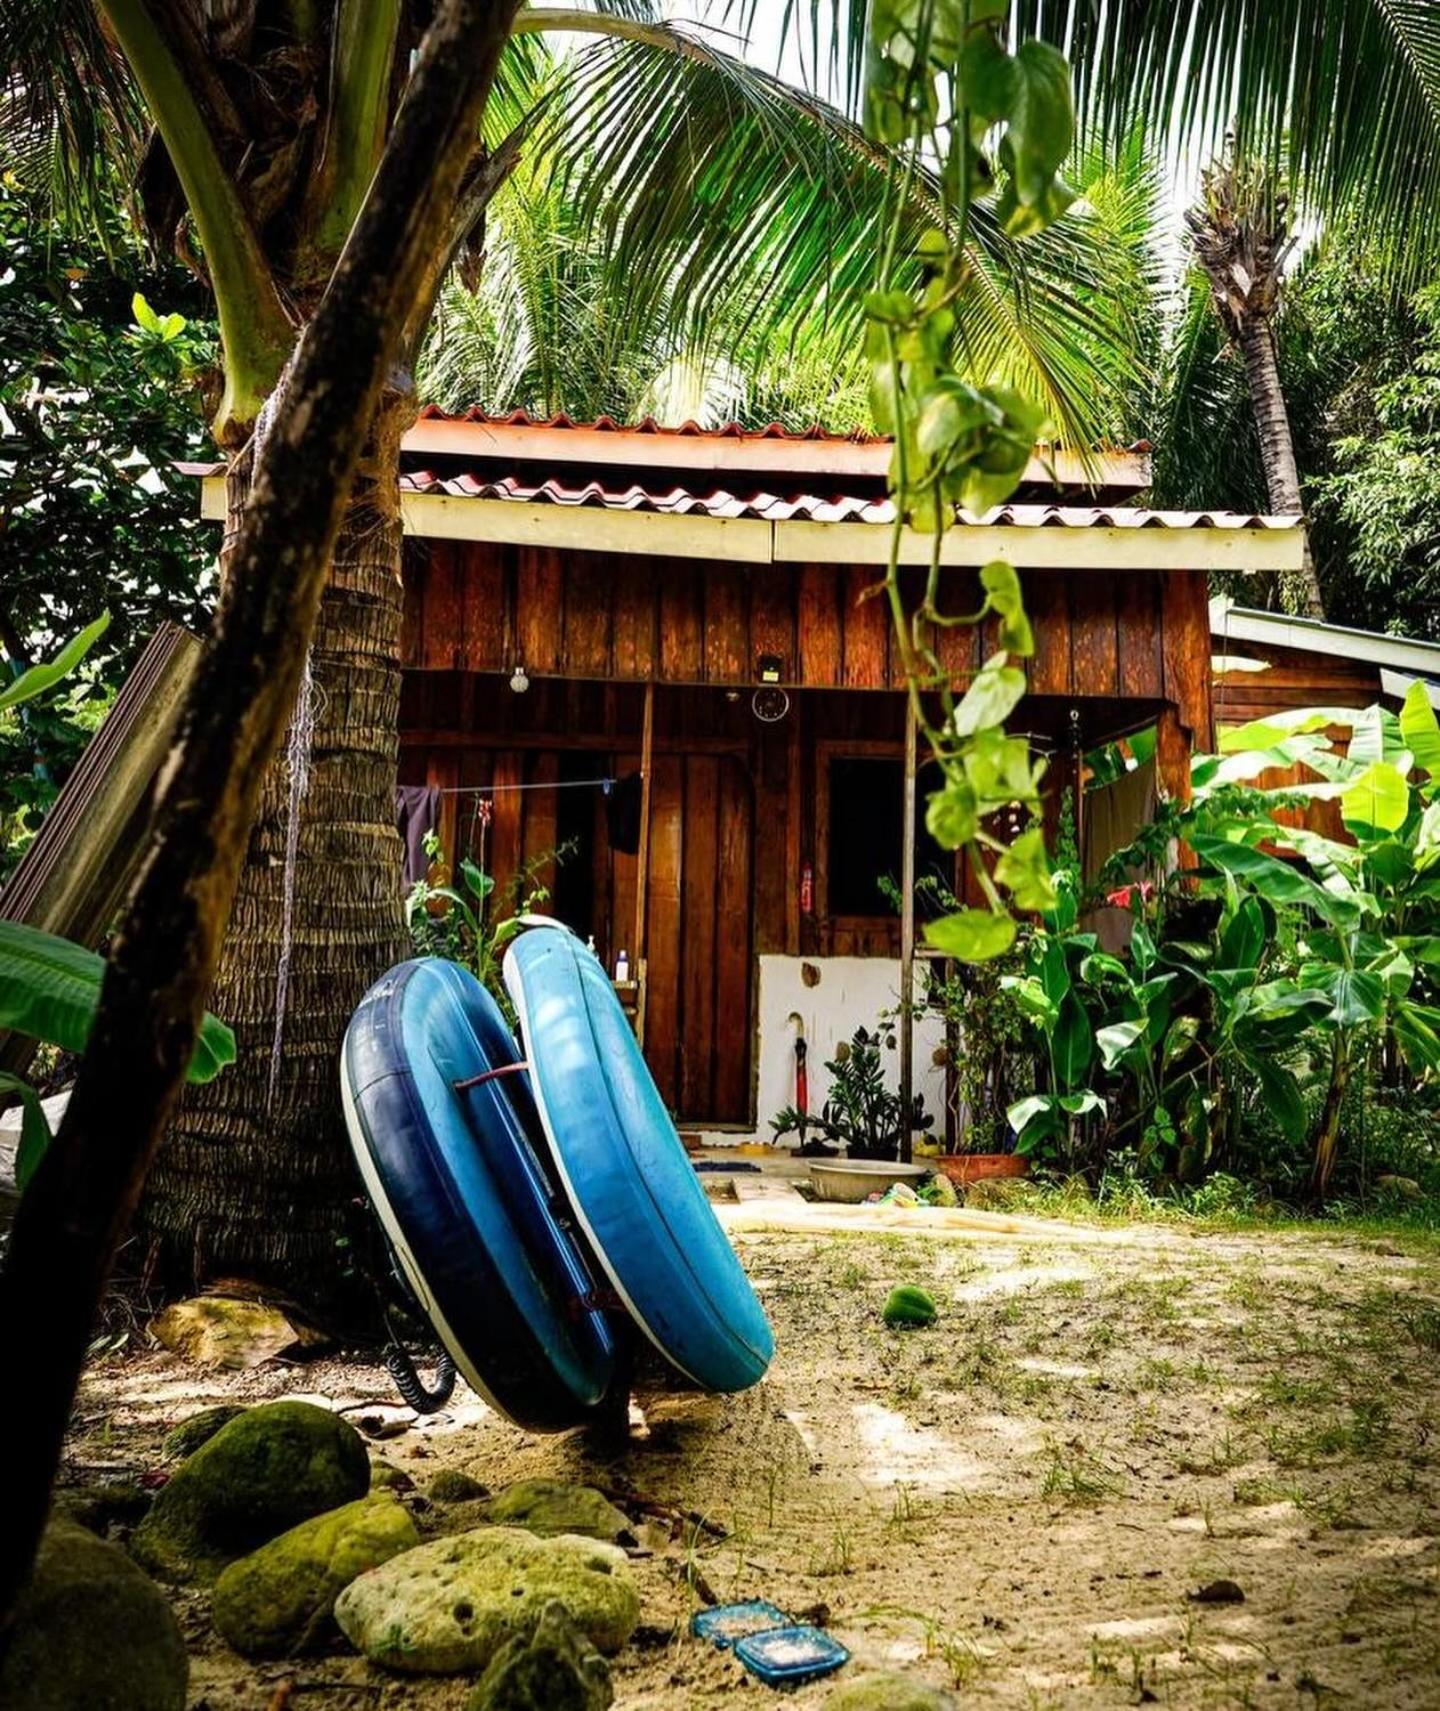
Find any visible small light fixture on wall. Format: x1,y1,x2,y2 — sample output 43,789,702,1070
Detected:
509,662,530,694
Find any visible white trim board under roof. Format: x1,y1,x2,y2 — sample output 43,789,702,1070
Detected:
1210,597,1440,680
196,475,1305,573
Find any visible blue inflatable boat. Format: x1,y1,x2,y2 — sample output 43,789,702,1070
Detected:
504,924,774,1393
341,958,617,1431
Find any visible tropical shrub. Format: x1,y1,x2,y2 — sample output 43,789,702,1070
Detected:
405,832,574,1018
771,1019,934,1162
1004,686,1440,1199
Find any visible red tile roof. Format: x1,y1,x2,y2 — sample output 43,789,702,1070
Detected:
411,405,888,443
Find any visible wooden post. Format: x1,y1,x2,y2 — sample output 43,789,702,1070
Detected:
632,679,655,1045
899,695,917,1164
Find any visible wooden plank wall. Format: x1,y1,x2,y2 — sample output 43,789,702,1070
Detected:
1213,639,1386,843
399,679,765,1123
402,544,1214,746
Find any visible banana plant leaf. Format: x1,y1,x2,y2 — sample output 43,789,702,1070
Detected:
0,613,109,713
0,919,235,1083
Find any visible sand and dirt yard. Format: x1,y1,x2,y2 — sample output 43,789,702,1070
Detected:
67,1212,1440,1708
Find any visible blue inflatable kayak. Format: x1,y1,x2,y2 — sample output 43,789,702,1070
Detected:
342,958,616,1431
504,924,774,1393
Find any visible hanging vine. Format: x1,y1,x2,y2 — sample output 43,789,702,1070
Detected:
863,1,1076,960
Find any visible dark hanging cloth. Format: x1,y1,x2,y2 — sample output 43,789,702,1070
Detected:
605,771,643,855
395,784,441,885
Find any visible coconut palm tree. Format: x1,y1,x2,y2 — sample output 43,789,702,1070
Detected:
1186,152,1325,617
1013,1,1440,280
1,2,1145,1314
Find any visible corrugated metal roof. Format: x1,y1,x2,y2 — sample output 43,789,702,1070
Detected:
400,467,1293,530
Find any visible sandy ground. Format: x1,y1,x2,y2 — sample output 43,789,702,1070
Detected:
67,1215,1440,1709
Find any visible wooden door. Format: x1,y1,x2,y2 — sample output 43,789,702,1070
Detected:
639,753,754,1126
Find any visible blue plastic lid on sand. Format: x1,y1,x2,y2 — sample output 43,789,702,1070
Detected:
690,1601,791,1649
732,1624,851,1687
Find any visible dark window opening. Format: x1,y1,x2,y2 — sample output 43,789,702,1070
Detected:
551,751,602,939
826,755,952,918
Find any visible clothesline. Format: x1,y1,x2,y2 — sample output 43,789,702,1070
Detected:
435,776,617,796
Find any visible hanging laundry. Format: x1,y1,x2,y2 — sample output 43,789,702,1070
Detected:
395,784,441,884
605,771,644,855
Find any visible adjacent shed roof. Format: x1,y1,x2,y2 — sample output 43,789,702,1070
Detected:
1210,598,1440,685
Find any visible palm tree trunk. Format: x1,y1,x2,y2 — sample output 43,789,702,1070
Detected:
1237,315,1325,620
138,388,412,1322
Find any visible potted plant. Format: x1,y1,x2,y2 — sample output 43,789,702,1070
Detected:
771,1022,934,1161
922,951,1033,1187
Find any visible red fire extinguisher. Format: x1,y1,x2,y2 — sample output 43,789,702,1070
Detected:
800,861,814,916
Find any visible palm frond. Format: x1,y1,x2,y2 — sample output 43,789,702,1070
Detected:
1014,0,1440,280
0,0,146,228
504,21,1149,447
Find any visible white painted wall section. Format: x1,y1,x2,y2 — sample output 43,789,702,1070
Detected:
694,954,949,1145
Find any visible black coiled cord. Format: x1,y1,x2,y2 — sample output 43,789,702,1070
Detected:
383,1342,458,1414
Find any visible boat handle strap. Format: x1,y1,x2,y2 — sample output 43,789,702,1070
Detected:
453,1060,531,1092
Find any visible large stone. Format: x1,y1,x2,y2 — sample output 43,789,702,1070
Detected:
334,1527,640,1674
163,1404,247,1459
149,1296,303,1369
467,1599,613,1710
131,1400,370,1583
212,1495,420,1657
429,1468,489,1503
484,1479,630,1542
0,1515,187,1711
826,1674,958,1710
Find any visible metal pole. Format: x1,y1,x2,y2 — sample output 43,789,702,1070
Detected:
899,694,917,1163
632,679,655,1045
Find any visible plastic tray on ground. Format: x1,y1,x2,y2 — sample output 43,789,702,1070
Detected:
732,1624,850,1687
690,1601,790,1650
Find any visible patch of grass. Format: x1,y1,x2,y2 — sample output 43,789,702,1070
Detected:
809,1523,855,1578
1264,1399,1391,1467
1040,1439,1121,1505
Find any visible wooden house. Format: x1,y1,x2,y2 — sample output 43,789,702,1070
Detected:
199,416,1305,1140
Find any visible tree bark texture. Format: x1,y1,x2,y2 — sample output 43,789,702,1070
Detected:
140,394,410,1318
1237,315,1326,620
0,0,523,1632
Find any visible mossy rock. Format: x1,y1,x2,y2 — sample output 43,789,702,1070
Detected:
827,1673,957,1710
162,1404,247,1460
334,1527,639,1674
131,1400,370,1583
149,1296,303,1369
882,1284,937,1328
467,1598,613,1710
212,1494,420,1656
484,1480,630,1542
429,1468,489,1503
370,1458,415,1492
0,1516,187,1711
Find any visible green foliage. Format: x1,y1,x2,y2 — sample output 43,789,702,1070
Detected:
0,920,235,1189
405,833,574,1018
770,1021,934,1161
1310,283,1440,637
863,4,1078,964
0,183,215,674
